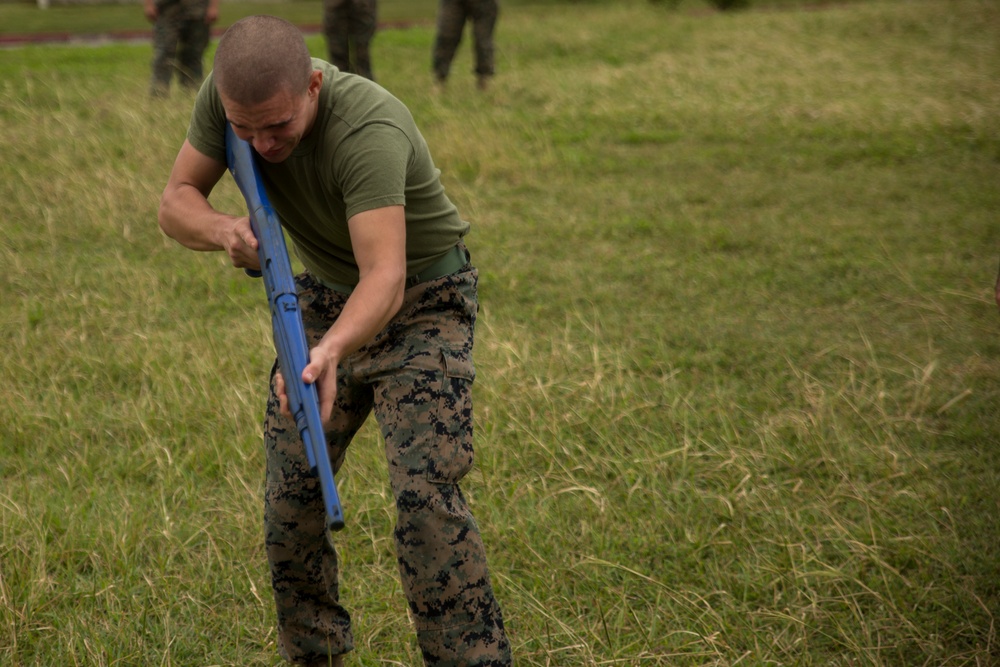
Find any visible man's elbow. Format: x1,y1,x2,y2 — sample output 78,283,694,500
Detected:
156,189,181,241
382,267,407,318
389,271,407,313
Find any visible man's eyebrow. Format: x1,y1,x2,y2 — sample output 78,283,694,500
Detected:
226,116,294,130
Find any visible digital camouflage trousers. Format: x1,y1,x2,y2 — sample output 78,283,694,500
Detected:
322,0,378,80
432,0,499,81
149,4,210,95
263,258,513,666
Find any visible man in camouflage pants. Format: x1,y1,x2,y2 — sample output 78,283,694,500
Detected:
144,0,219,96
433,0,499,90
266,263,510,665
158,15,512,667
322,0,378,81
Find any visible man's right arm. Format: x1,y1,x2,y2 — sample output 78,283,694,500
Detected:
158,139,260,270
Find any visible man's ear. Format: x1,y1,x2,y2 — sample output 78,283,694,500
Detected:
308,69,324,98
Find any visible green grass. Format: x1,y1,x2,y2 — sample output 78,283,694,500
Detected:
2,0,999,665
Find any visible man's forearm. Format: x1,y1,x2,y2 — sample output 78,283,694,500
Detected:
314,204,408,364
159,182,261,272
316,270,405,362
158,140,251,258
158,183,233,251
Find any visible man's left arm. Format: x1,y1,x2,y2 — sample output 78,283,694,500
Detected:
279,205,407,421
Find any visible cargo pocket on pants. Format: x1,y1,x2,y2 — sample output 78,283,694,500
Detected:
426,346,476,484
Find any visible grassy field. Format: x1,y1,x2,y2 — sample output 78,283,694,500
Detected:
2,0,999,665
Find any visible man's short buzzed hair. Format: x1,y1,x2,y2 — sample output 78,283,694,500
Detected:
213,15,313,105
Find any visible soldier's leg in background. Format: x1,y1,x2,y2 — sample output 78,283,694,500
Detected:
323,0,352,72
149,7,181,96
348,0,378,80
470,0,498,85
175,18,211,90
432,0,468,83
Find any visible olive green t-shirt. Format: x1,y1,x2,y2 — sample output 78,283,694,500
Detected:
187,59,469,285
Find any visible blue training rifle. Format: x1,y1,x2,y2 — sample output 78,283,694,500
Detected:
225,123,346,532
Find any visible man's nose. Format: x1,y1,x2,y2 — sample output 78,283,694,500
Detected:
253,134,274,153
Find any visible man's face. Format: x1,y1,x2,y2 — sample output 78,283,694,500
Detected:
222,70,323,163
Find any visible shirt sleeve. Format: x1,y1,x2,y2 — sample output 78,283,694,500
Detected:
185,75,228,164
333,122,412,220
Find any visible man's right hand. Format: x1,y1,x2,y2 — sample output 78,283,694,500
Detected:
221,215,261,270
158,140,242,259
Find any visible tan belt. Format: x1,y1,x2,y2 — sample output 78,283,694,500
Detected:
316,244,469,295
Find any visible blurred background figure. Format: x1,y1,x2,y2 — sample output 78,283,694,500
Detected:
322,0,378,81
433,0,499,91
145,0,219,97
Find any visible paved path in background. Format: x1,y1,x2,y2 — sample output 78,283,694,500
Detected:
0,20,427,47
0,3,845,47
1,24,316,47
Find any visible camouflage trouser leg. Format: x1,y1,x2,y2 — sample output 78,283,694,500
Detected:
432,0,468,81
469,0,498,77
323,0,377,80
174,19,210,89
264,313,364,663
264,256,512,666
150,7,183,95
433,0,498,80
150,10,209,94
347,0,377,81
323,0,353,73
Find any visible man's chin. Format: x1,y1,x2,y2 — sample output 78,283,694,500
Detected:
260,147,291,163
